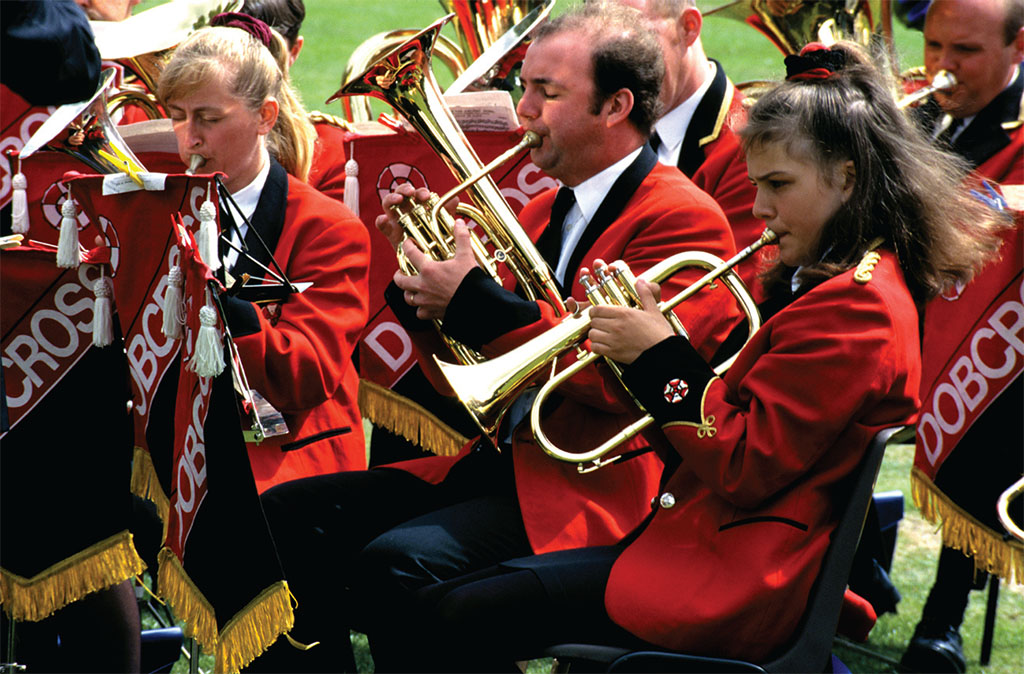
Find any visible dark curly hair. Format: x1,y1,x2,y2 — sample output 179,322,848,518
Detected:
535,3,664,135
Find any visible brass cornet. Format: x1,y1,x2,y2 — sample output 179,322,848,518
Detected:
328,16,565,365
436,229,777,472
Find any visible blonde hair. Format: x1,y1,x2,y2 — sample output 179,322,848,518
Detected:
158,25,316,181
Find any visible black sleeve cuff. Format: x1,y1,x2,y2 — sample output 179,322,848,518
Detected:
441,267,541,350
220,295,261,338
621,335,716,424
385,281,435,333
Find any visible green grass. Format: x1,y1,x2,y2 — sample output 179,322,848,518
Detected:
132,1,1021,672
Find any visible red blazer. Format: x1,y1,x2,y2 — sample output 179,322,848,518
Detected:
308,112,350,200
228,167,370,492
389,153,741,554
977,127,1023,185
605,251,921,661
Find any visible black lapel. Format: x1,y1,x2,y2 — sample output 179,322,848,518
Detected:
953,67,1023,169
562,144,659,293
231,158,289,281
677,59,729,178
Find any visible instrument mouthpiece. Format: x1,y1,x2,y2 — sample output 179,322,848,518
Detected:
931,70,957,92
186,154,205,175
522,130,541,148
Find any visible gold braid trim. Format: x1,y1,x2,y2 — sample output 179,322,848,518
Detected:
157,547,218,652
911,467,1024,584
131,445,170,528
359,379,468,457
0,530,145,621
215,581,295,674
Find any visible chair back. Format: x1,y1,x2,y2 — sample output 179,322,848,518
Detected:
761,425,901,672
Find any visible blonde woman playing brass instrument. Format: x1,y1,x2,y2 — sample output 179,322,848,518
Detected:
408,41,1005,670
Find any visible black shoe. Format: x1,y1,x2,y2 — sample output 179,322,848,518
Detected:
898,621,966,673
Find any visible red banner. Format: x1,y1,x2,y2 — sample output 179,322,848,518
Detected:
915,211,1024,477
64,167,218,460
1,85,55,209
343,127,557,390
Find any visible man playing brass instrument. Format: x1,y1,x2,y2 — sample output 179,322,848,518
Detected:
900,1,1023,672
254,3,740,671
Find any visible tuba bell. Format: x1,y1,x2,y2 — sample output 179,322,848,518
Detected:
340,0,547,123
328,16,565,365
435,230,777,472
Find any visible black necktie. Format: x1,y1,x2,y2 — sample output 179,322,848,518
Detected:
650,131,662,152
536,186,575,270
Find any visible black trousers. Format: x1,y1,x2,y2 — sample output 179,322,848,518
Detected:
248,444,533,672
386,545,657,673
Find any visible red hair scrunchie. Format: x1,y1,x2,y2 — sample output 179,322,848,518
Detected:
784,42,847,81
210,12,274,50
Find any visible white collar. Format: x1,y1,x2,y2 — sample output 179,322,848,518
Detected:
226,149,271,222
567,146,644,224
222,149,271,270
653,61,716,166
553,146,643,285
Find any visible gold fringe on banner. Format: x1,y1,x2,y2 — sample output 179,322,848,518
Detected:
157,547,218,652
911,467,1024,584
216,581,295,673
359,379,468,457
131,445,170,527
0,530,145,622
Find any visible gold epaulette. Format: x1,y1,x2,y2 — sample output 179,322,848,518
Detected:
853,237,885,284
308,110,356,133
1001,84,1024,130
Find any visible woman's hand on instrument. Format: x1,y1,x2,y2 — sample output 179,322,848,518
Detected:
588,276,675,365
393,221,478,320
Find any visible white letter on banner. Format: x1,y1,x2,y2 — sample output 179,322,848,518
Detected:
127,334,157,399
917,412,943,466
988,301,1024,356
31,310,79,358
949,355,987,411
932,382,966,435
971,327,1015,379
55,282,94,332
4,335,58,392
364,322,413,372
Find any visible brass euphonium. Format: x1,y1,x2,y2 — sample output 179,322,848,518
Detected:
327,15,565,365
436,230,778,472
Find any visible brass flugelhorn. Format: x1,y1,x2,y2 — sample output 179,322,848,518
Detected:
897,69,957,110
328,15,565,365
436,229,777,472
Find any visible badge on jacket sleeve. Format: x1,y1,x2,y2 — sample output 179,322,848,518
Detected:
663,378,689,403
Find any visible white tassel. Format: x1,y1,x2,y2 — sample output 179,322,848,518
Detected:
344,142,359,217
197,187,220,272
56,198,81,268
91,273,114,347
190,303,225,378
11,161,29,234
161,265,185,340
